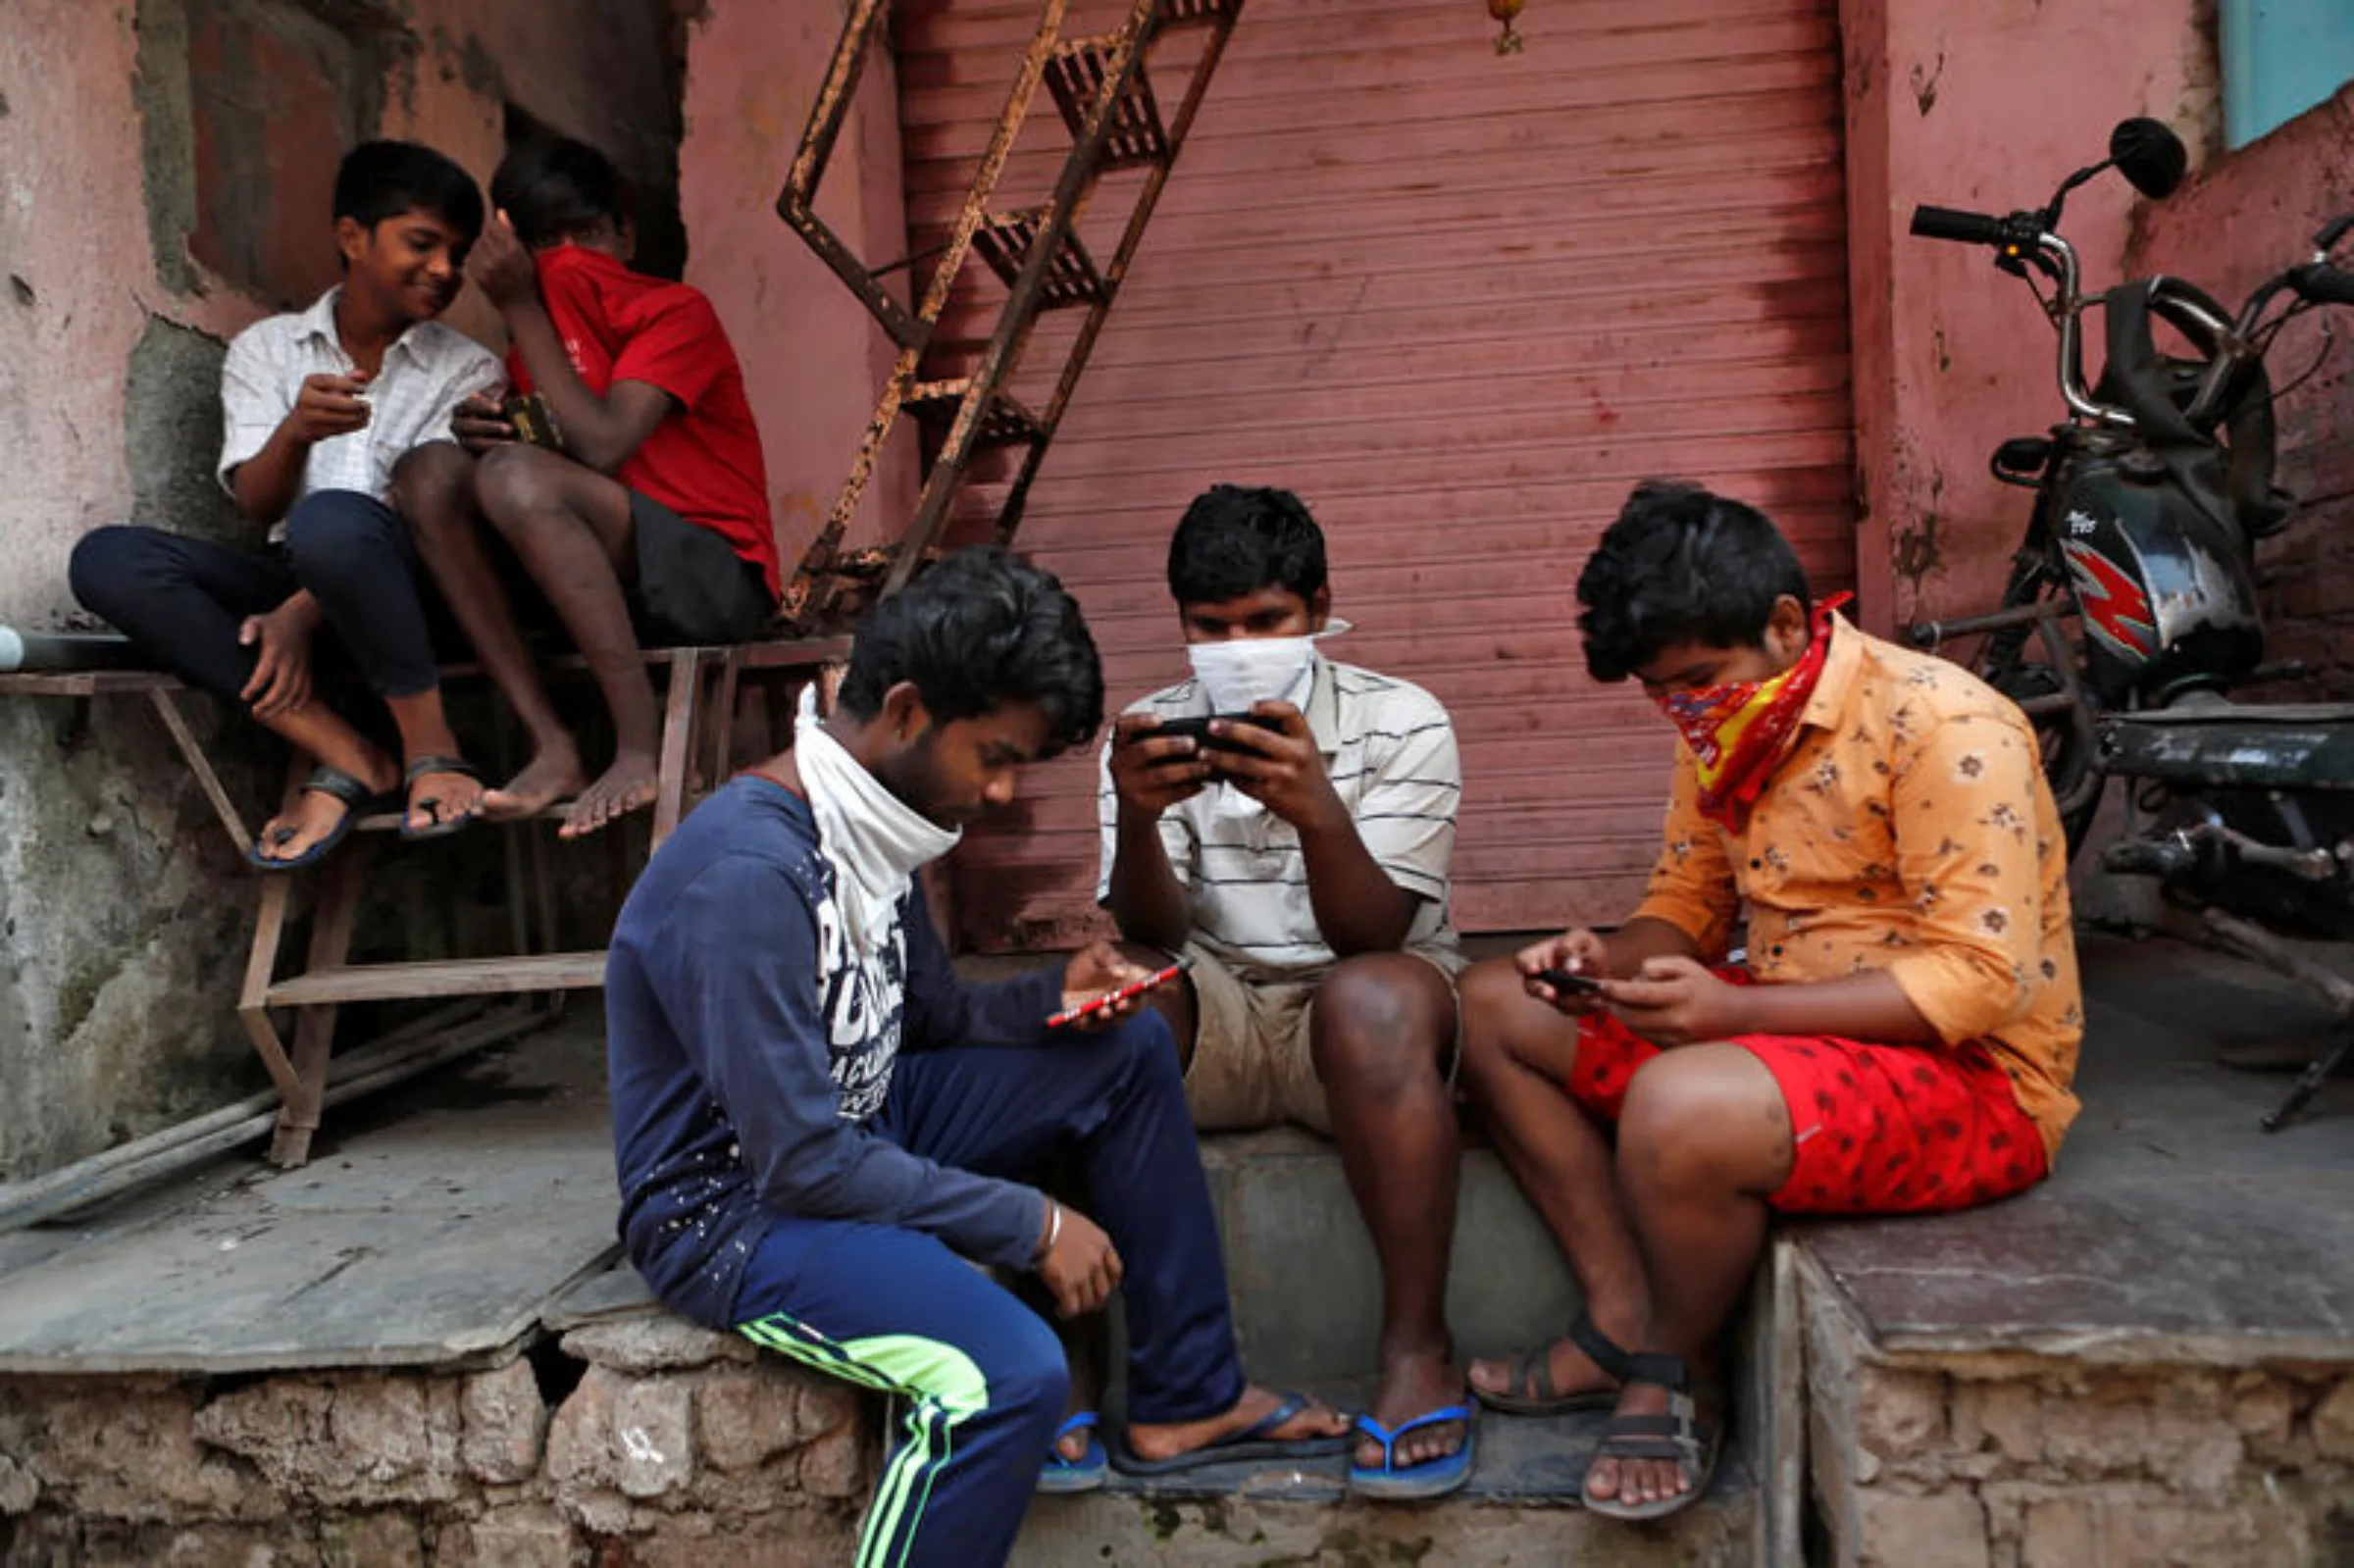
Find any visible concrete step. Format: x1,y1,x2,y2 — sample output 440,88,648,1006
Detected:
1015,1399,1755,1565
1011,1130,1768,1564
1196,1126,1585,1383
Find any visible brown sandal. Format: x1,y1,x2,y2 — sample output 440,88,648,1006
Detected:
1581,1351,1722,1523
1473,1310,1628,1416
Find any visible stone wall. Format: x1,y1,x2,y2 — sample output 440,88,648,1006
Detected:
0,1316,870,1566
1806,1277,2354,1566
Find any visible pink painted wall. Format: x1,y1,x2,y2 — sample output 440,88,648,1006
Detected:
0,2,254,628
0,0,690,1180
1841,0,2215,633
2128,84,2354,695
678,0,917,581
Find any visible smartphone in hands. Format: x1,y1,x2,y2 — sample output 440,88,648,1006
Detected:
1048,957,1190,1030
1534,967,1605,996
1143,713,1283,752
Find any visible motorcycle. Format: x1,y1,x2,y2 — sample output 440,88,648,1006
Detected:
1903,118,2354,1130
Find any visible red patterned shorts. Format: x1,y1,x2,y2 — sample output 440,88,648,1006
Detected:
1567,983,2049,1215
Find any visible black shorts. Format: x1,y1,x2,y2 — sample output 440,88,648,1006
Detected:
629,491,774,646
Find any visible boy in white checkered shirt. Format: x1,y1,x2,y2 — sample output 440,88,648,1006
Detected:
73,141,502,867
1098,483,1475,1498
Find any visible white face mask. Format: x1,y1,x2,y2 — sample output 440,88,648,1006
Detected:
1186,634,1317,714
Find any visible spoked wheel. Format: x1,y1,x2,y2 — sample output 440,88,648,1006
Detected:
1972,558,2105,857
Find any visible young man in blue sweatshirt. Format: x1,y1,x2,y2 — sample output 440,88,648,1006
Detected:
605,547,1347,1567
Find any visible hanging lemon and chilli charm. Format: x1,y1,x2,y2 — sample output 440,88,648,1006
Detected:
1489,0,1525,55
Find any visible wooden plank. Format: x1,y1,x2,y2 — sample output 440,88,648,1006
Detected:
265,951,608,1009
145,687,255,858
0,670,179,697
0,1023,618,1374
650,648,703,848
268,844,368,1167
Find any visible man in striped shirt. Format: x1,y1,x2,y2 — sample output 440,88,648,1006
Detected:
1098,484,1473,1497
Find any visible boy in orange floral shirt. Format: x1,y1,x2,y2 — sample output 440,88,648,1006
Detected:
1456,481,2081,1522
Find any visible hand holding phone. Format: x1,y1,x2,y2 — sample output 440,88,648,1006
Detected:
1145,712,1284,753
1048,957,1189,1030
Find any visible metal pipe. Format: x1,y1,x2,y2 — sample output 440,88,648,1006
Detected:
0,628,144,674
0,1003,551,1234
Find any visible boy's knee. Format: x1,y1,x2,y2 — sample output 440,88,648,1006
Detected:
1619,1050,1779,1186
389,441,472,528
68,527,152,614
992,1313,1071,1423
473,441,564,524
1102,1006,1181,1086
1456,956,1524,1032
1308,955,1450,1087
282,491,393,567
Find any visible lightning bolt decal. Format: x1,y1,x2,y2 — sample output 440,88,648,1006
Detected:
2061,539,2158,659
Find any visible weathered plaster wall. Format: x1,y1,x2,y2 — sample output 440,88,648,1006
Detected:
1841,0,2217,633
2129,83,2354,697
0,0,687,1180
678,0,918,577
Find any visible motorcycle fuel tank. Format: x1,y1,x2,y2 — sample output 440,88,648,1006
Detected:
2045,454,2264,703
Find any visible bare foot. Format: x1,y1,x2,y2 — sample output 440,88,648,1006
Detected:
1584,1378,1717,1512
1356,1342,1465,1472
1124,1384,1350,1464
405,762,486,835
483,741,588,822
558,749,659,839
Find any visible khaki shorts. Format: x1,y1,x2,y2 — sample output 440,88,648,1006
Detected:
1178,940,1467,1134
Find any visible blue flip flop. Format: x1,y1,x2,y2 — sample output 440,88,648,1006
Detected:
1109,1390,1352,1476
1348,1403,1477,1500
245,765,393,873
1037,1412,1107,1493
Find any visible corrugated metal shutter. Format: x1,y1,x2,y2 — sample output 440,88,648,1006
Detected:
896,0,1854,947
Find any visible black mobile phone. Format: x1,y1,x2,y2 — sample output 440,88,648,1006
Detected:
1535,967,1605,996
1148,713,1281,752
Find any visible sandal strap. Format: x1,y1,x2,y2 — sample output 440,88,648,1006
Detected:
1513,1344,1560,1403
403,753,481,785
1567,1310,1636,1384
298,765,377,809
1353,1403,1472,1464
1621,1350,1689,1392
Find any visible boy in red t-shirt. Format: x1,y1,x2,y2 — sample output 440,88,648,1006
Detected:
393,137,779,838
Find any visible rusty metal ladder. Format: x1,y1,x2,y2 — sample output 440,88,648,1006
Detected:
775,0,1245,631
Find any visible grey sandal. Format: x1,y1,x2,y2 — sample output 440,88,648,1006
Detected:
399,753,482,841
1473,1309,1629,1416
1580,1351,1721,1523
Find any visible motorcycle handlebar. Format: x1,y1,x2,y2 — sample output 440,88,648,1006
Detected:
1910,205,2012,246
2290,263,2354,307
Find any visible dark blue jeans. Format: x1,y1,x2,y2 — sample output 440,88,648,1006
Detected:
729,1012,1244,1568
70,490,442,702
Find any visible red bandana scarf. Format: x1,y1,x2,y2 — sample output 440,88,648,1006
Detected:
1651,594,1852,832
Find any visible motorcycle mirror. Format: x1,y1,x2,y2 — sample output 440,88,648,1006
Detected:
2111,118,2188,199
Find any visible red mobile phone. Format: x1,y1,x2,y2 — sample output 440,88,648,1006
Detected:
1047,957,1190,1029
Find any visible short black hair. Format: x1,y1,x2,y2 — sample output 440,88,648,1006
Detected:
1575,481,1813,683
838,546,1104,752
1166,483,1328,606
333,140,484,244
491,136,628,249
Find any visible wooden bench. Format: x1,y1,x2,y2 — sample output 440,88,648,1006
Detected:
0,635,849,1168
